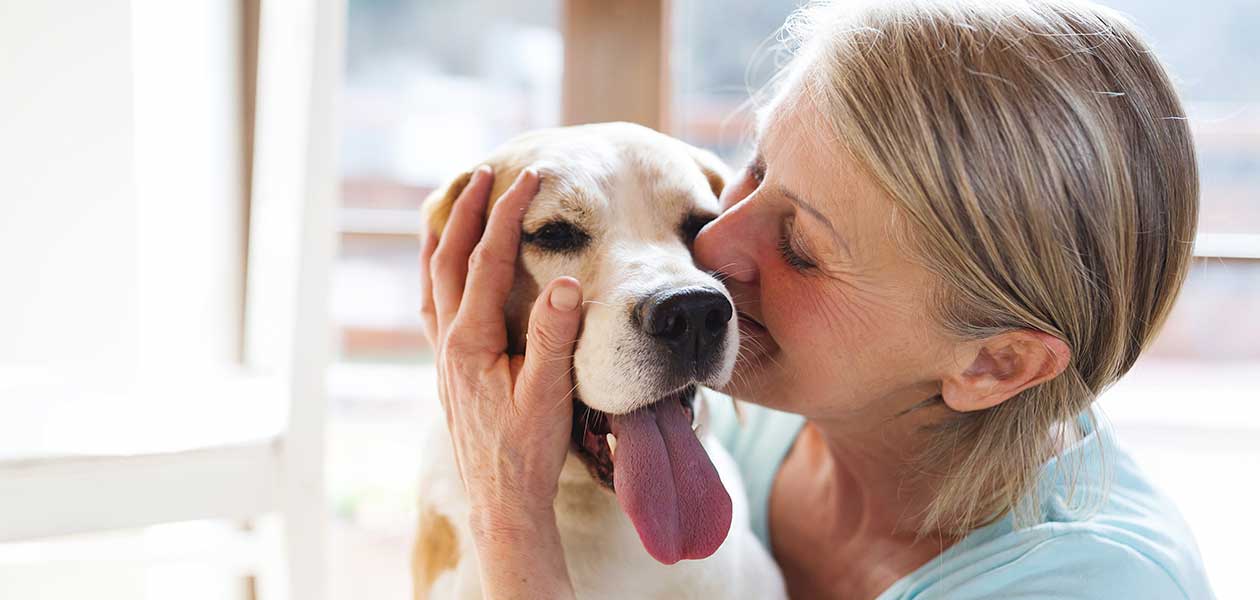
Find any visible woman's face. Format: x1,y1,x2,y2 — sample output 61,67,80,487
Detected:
693,94,957,426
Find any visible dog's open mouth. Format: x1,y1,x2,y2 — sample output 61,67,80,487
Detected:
570,385,697,490
568,384,731,565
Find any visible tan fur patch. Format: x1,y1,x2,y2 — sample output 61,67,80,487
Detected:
686,145,728,199
422,170,472,236
411,507,460,600
422,165,526,237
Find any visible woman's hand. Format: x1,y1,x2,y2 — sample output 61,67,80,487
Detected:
419,166,580,599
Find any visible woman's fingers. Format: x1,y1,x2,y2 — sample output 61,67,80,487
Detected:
515,277,583,414
431,165,494,328
418,230,440,345
461,169,540,326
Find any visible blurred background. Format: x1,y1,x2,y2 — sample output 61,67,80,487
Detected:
1,1,1257,599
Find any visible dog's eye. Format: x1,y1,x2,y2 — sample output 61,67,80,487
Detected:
523,220,591,253
680,213,715,245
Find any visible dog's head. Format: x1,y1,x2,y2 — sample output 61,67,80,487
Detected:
424,123,737,564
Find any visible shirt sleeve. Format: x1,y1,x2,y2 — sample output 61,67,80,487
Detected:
931,532,1192,600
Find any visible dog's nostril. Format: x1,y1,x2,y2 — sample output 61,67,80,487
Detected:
664,313,688,339
704,308,726,333
641,287,733,373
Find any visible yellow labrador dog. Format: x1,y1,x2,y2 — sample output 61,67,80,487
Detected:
413,123,786,599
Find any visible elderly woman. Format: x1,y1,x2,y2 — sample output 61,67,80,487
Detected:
418,1,1213,598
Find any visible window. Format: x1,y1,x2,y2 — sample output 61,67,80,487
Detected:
331,2,561,598
338,0,561,360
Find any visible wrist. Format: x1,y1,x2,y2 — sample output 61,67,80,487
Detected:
468,500,557,545
468,501,575,600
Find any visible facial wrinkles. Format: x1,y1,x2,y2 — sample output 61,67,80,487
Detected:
772,210,924,376
752,110,929,384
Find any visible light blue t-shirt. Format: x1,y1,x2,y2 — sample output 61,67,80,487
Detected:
709,397,1215,599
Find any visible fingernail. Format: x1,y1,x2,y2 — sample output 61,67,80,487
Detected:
476,164,493,178
549,284,579,312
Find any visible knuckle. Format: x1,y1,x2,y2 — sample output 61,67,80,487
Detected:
418,311,436,333
527,320,569,353
419,237,437,262
443,324,484,357
467,245,506,272
420,327,436,349
442,327,472,353
430,241,450,263
430,252,457,280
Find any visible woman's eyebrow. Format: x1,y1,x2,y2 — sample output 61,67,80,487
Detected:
775,184,852,258
747,150,766,173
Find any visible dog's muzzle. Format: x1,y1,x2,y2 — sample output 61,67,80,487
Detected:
636,286,733,380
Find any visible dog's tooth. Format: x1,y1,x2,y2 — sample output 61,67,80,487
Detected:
606,433,617,456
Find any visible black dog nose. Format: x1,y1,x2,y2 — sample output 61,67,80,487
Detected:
640,287,733,373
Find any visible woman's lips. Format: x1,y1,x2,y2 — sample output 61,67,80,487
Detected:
736,312,767,335
735,312,777,362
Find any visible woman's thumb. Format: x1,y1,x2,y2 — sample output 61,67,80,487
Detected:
519,277,583,408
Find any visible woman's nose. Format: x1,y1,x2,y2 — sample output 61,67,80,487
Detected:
693,198,764,285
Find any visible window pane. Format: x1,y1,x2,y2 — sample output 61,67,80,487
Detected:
334,3,562,599
339,0,562,361
671,0,799,165
1102,0,1260,234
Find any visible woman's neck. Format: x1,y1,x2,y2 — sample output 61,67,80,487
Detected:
801,416,933,537
771,414,959,599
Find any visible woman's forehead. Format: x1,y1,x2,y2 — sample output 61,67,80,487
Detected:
758,93,904,251
759,93,847,190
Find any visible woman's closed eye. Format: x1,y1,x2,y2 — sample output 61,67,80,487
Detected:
778,216,817,271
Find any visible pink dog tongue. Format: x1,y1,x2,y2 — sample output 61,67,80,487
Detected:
608,399,732,564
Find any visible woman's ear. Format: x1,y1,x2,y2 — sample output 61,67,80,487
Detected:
421,169,474,237
941,330,1071,412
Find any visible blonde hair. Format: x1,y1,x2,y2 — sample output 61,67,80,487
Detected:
768,0,1198,535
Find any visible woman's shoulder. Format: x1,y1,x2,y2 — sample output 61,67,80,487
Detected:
880,416,1214,600
899,529,1198,599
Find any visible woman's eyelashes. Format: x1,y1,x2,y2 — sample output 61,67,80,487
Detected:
777,218,817,271
744,153,816,271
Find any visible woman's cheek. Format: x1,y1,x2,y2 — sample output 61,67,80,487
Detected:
760,267,808,330
768,272,841,345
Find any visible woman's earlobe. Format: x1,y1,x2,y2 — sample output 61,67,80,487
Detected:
940,331,1071,412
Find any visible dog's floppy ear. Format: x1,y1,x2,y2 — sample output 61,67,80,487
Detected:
687,145,730,200
423,165,525,238
422,169,474,238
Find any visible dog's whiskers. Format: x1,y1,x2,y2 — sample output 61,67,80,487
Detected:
546,363,579,392
714,268,756,282
541,353,578,364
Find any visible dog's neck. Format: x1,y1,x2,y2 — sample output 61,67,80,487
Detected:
553,454,623,533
